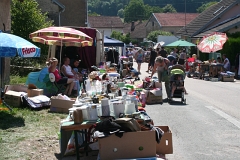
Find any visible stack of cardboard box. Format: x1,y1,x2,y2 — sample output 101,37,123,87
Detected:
98,126,173,159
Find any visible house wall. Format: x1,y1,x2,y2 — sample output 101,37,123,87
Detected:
146,16,161,36
36,0,59,24
96,28,123,37
0,0,11,31
208,4,240,28
160,26,184,35
228,26,240,33
0,0,11,86
37,0,87,26
146,16,184,35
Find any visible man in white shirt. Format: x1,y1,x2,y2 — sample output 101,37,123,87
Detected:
223,54,230,71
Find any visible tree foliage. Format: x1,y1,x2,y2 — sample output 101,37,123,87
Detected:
162,4,177,13
147,30,173,42
221,32,240,65
197,1,218,13
111,31,132,44
11,0,53,66
124,0,146,23
88,0,220,17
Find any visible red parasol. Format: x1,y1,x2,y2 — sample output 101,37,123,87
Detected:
197,32,228,53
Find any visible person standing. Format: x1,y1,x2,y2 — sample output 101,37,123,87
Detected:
159,47,168,58
178,49,187,65
170,48,178,58
135,48,144,74
146,47,157,73
125,48,130,57
222,54,230,71
151,56,171,101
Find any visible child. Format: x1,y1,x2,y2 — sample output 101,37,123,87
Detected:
71,59,83,96
171,75,188,98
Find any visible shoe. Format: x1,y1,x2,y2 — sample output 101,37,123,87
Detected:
146,70,149,72
168,98,173,103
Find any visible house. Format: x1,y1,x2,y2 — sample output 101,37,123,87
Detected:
146,13,199,36
0,0,11,32
37,0,87,26
123,21,148,43
0,0,11,86
87,16,124,37
177,0,240,41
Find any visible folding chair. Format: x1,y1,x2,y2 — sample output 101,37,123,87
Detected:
38,67,66,96
49,73,67,95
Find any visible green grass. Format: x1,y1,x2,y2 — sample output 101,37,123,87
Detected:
0,75,71,159
10,75,27,85
0,104,67,159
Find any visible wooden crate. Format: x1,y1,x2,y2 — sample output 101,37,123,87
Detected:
222,76,234,82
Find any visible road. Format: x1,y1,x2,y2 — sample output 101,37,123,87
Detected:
136,62,240,160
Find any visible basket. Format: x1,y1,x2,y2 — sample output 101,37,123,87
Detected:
211,78,218,82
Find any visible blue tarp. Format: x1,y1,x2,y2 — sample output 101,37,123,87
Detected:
104,36,124,47
25,68,57,96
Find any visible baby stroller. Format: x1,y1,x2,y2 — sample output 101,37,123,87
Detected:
169,65,186,104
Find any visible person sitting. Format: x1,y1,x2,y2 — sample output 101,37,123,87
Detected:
171,75,188,98
222,54,230,71
62,57,82,96
61,57,75,78
48,57,75,96
216,57,222,64
72,59,84,85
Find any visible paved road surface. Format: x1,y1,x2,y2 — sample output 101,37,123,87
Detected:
137,62,240,160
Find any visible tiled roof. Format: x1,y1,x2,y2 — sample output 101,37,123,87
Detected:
177,0,238,37
153,13,199,26
88,16,124,28
123,21,147,39
195,14,240,37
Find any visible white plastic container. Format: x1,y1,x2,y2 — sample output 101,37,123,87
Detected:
79,105,98,121
112,101,125,118
125,103,135,114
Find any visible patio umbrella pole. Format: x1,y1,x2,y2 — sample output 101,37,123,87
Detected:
47,46,51,59
59,39,63,70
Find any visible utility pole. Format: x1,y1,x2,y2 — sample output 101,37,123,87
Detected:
185,0,187,33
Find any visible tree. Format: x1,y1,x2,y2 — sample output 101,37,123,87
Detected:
11,0,53,66
162,4,177,13
88,12,100,16
197,1,218,13
147,30,173,42
117,9,124,18
124,0,147,23
111,31,132,44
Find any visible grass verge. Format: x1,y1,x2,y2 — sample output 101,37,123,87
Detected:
0,104,67,160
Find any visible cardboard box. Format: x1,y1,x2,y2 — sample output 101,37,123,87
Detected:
4,84,28,93
4,85,28,107
27,89,43,97
50,97,76,113
222,76,234,82
144,89,163,104
156,126,173,154
98,131,156,160
4,91,24,107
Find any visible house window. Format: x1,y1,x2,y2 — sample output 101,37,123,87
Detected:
152,21,154,26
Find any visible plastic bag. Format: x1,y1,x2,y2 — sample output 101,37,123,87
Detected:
64,131,84,156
